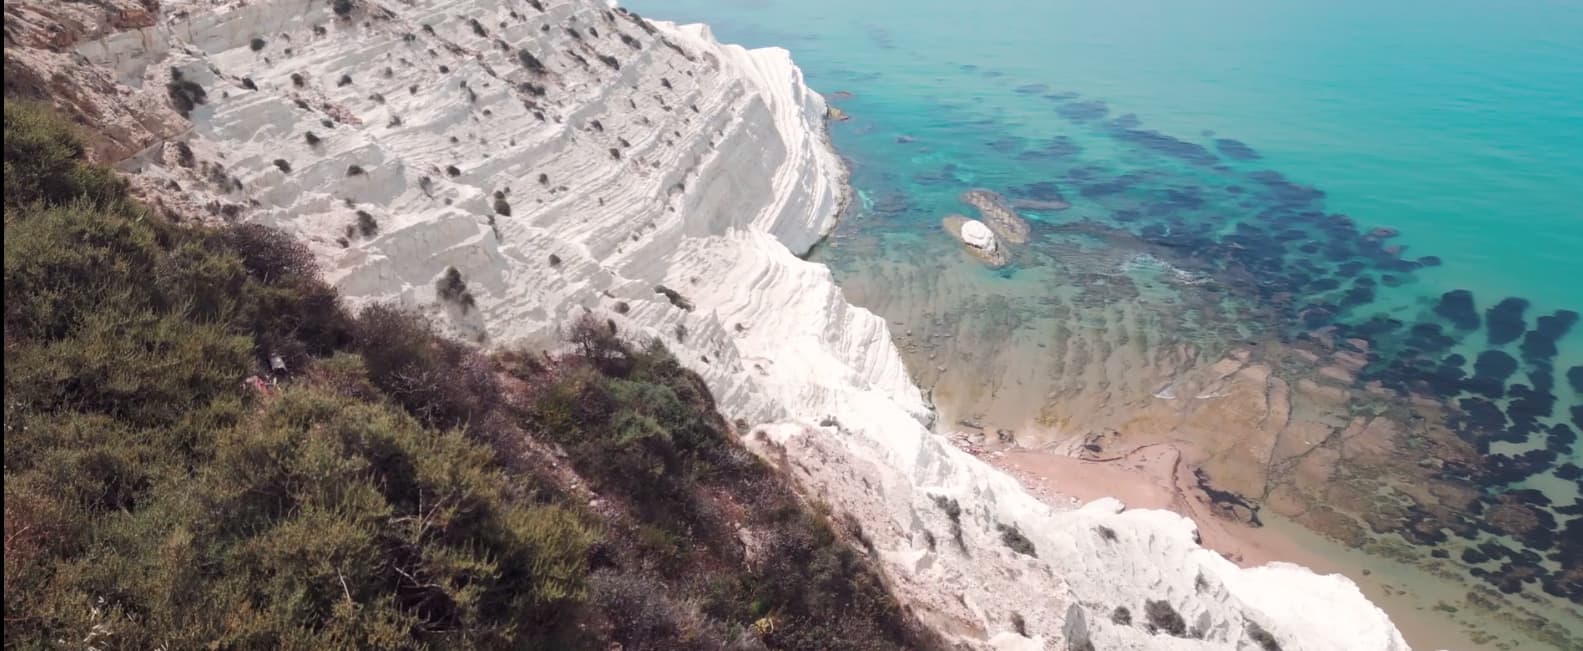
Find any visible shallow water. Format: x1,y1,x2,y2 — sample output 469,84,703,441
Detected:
631,0,1582,646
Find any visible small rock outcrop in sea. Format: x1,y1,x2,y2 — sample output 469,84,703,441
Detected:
943,215,1008,266
962,188,1032,243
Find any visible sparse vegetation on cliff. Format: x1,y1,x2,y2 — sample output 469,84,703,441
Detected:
3,102,940,651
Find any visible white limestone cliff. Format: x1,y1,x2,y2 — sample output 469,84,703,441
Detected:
37,0,1410,648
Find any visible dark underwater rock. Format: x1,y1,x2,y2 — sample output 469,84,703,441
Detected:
1546,424,1577,455
1485,297,1530,345
1408,322,1455,353
1434,289,1480,330
1214,138,1261,161
1057,100,1109,121
1113,128,1218,166
1455,396,1507,433
1111,113,1142,129
1520,310,1579,362
1247,170,1324,205
1556,462,1583,481
1473,350,1519,381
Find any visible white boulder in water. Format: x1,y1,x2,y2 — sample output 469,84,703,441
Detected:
961,219,998,251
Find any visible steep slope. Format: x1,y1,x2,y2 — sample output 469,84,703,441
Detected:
8,0,1410,648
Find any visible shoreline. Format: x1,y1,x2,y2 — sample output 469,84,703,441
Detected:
962,434,1540,651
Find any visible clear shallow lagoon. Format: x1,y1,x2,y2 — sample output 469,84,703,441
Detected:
632,0,1582,647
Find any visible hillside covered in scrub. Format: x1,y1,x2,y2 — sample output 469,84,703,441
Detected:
2,101,940,649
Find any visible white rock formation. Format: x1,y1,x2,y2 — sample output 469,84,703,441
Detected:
960,219,998,251
49,0,1409,648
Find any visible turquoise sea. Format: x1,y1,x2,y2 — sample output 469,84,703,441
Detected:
631,0,1582,647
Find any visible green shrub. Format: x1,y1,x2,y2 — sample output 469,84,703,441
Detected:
3,101,127,208
355,209,379,236
998,523,1037,557
1145,599,1187,637
436,266,477,311
932,495,966,551
165,69,208,118
654,284,694,311
1246,620,1283,651
3,101,938,651
517,49,545,72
